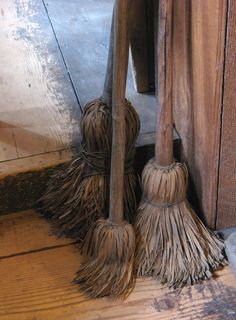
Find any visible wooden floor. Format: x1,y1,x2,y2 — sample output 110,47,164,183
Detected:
0,0,80,163
0,210,236,320
0,0,156,171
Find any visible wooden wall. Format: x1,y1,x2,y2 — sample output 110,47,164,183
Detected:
217,0,236,229
172,0,227,228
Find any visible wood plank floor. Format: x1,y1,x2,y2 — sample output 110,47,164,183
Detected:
0,210,236,320
0,0,80,163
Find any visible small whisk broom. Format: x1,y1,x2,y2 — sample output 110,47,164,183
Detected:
39,9,140,241
75,0,136,299
135,0,226,288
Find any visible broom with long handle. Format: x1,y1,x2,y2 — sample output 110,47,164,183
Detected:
135,0,226,288
39,9,140,241
75,0,136,299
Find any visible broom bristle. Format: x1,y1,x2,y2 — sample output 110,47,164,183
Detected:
38,157,84,220
135,159,226,288
52,175,108,240
75,219,136,299
38,98,140,240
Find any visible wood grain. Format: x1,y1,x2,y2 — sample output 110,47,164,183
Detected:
172,0,227,227
1,248,235,320
155,0,174,166
217,0,236,229
0,149,73,180
0,122,18,162
109,0,130,222
0,210,71,258
0,230,236,320
0,210,235,319
0,0,80,161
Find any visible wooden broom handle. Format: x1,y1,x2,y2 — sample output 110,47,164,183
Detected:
109,0,131,224
102,12,114,107
155,0,174,167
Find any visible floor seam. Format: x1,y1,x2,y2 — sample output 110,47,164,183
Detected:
0,241,77,261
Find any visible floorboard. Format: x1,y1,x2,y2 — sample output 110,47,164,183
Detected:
0,0,80,162
0,149,72,180
0,210,235,320
0,210,71,257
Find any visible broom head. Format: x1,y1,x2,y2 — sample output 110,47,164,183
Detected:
39,98,140,240
135,158,226,288
75,218,136,299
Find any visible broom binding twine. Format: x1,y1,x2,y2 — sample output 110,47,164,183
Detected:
80,144,135,178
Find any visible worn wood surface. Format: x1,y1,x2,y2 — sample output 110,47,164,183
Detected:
0,149,73,180
172,0,227,227
0,210,71,258
109,0,130,222
44,0,157,135
0,0,80,161
217,0,236,229
0,210,235,320
155,0,174,167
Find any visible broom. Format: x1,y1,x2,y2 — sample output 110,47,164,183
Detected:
75,0,136,299
135,0,226,288
39,10,140,241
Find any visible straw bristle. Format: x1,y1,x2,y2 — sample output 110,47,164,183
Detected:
38,98,140,240
38,157,84,221
75,219,136,299
135,159,226,288
53,174,108,241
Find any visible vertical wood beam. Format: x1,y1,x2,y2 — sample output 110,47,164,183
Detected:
172,0,227,228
